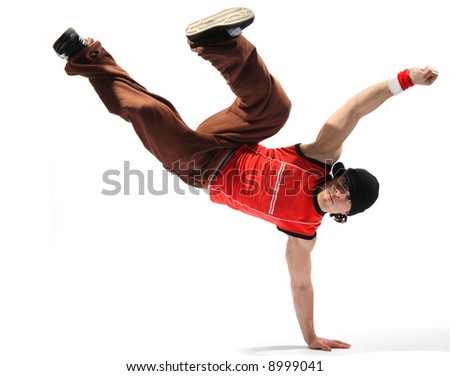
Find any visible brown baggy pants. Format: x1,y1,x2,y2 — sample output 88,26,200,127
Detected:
65,35,292,188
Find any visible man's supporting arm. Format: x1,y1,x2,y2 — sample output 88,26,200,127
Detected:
285,235,351,351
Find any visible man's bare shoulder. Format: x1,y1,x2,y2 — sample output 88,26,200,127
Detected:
299,143,342,165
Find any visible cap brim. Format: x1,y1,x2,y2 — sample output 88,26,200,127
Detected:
344,169,364,216
331,162,346,178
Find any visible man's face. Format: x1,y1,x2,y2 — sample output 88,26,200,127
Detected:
325,175,352,215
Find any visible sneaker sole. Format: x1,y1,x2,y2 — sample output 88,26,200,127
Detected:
53,28,86,60
185,7,254,41
53,28,76,52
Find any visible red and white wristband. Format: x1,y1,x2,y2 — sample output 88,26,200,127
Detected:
388,69,414,95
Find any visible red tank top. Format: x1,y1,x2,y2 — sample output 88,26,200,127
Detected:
209,144,332,239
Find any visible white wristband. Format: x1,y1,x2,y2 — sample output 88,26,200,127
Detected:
388,77,403,95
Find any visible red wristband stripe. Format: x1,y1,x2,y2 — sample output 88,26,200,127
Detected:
397,69,414,91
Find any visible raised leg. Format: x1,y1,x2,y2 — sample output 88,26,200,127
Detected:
64,40,221,187
191,35,292,144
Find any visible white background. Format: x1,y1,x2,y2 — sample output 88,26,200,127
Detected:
1,0,449,375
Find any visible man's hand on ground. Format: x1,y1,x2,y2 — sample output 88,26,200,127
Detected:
307,336,351,352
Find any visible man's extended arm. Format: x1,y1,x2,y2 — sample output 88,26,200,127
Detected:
285,235,351,351
301,67,438,164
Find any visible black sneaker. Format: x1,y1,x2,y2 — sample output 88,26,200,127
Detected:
53,28,88,60
185,7,255,42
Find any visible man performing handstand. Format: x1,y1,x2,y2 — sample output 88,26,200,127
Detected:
53,7,438,351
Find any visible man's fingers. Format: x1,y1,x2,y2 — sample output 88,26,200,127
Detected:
310,337,351,351
330,340,351,348
424,67,438,79
415,67,438,85
309,341,332,352
321,340,351,351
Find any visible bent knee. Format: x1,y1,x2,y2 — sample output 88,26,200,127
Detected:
269,83,292,124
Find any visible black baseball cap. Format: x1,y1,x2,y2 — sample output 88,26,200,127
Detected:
332,162,380,216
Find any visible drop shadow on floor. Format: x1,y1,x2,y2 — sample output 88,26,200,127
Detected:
241,328,450,356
